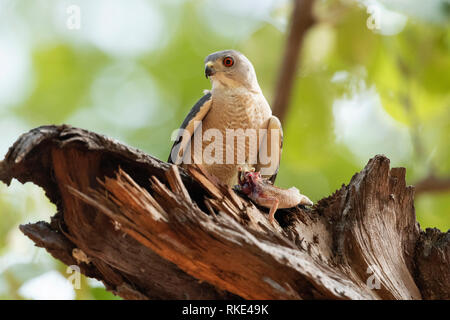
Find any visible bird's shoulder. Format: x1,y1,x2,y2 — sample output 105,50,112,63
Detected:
168,92,212,163
179,91,212,130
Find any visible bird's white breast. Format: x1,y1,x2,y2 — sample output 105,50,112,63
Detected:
206,88,271,132
197,88,272,185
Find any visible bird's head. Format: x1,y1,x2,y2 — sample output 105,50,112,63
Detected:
204,50,260,92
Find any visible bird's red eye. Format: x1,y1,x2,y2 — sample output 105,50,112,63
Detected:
223,57,234,67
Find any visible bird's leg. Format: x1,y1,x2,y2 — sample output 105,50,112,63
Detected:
266,197,279,225
237,166,244,186
237,166,243,181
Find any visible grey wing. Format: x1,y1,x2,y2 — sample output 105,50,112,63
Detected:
256,115,283,184
168,92,212,164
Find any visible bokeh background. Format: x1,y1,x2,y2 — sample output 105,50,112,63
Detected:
0,0,449,299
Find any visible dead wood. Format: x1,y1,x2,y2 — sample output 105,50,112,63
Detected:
0,125,448,300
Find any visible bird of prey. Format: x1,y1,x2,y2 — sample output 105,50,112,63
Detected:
169,50,283,187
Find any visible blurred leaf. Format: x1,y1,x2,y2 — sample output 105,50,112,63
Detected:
15,45,109,125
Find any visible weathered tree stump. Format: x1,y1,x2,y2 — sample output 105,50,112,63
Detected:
0,125,448,300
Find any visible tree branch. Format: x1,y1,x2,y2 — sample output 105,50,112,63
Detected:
272,0,315,123
415,175,450,195
0,125,448,300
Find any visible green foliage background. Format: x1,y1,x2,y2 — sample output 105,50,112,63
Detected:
0,0,448,299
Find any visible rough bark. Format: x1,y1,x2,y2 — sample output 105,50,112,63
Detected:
0,125,448,300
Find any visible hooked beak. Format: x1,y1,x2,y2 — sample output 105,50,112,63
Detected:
205,61,215,78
